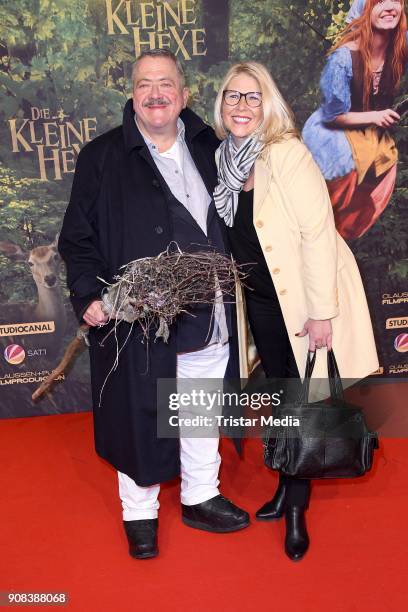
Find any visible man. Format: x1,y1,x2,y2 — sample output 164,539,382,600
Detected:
58,49,249,560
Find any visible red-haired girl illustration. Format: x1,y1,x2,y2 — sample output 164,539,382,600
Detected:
303,0,407,240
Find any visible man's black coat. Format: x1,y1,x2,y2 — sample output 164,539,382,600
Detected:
59,99,239,485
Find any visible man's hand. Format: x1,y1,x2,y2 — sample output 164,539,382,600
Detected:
296,319,333,352
83,300,109,327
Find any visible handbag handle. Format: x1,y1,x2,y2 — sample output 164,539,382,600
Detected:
327,349,344,402
299,349,344,404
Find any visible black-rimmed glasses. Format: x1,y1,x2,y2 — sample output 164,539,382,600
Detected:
223,90,262,108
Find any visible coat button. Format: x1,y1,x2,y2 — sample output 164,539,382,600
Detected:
279,289,287,296
154,225,163,234
152,179,160,188
256,220,264,228
265,245,273,252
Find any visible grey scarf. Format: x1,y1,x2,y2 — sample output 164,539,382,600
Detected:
214,134,263,227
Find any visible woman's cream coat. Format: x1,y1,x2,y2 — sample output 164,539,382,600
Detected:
236,137,379,386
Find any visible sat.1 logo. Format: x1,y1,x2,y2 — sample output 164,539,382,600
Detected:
394,334,408,353
4,344,26,365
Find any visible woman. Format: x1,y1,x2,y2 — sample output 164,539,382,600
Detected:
302,0,407,240
213,62,379,561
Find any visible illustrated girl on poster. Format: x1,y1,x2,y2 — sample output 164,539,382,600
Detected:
303,0,407,240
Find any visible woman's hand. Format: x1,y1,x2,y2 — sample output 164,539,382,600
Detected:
296,319,333,352
371,109,400,128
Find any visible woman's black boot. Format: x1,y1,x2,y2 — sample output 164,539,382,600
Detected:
255,480,287,521
284,506,309,561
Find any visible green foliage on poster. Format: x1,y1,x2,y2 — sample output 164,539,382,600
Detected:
1,0,406,295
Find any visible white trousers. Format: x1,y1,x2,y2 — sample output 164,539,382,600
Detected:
118,342,230,521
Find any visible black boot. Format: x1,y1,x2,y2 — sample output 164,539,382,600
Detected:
123,519,158,559
284,506,309,561
255,481,287,521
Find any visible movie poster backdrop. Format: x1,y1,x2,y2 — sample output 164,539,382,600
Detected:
0,1,406,418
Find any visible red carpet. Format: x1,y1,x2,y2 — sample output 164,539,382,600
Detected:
1,387,408,612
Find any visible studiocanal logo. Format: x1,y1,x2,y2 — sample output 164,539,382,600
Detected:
394,334,408,353
4,344,26,365
0,321,55,337
386,317,408,329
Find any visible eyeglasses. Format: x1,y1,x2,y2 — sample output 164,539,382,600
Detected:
223,90,262,108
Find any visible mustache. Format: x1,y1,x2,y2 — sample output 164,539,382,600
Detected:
143,97,170,107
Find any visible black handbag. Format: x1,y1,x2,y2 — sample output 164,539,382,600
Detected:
263,350,379,479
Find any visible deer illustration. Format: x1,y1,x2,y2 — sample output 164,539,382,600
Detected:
0,234,67,358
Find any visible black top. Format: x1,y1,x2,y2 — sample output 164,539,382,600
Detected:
227,188,278,301
350,50,394,112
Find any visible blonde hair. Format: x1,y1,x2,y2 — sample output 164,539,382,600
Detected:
214,62,298,148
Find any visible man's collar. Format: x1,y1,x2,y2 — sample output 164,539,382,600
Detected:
122,98,208,153
175,118,186,140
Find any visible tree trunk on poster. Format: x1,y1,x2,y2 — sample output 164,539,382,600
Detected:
200,0,230,70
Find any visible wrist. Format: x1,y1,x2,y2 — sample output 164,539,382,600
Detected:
369,111,378,124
